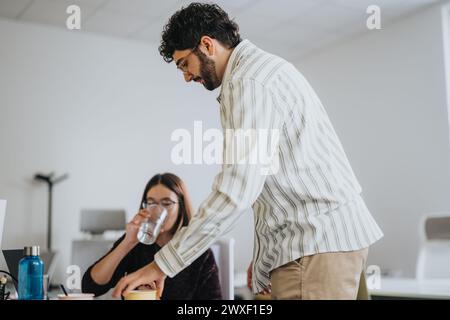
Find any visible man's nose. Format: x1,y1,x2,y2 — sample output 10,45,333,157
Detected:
183,72,193,82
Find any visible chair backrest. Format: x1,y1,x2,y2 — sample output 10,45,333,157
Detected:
416,213,450,280
210,238,235,300
71,239,116,277
80,209,126,235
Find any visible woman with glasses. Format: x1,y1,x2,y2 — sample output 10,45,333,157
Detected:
82,173,222,299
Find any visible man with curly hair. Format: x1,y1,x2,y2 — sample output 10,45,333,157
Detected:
113,2,383,300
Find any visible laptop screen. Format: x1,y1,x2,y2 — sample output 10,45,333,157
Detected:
1,199,58,290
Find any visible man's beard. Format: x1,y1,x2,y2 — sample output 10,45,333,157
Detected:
194,49,221,91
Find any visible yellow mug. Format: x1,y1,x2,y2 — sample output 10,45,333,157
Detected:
124,290,158,300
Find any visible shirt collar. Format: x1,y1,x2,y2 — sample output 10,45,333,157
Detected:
216,39,252,103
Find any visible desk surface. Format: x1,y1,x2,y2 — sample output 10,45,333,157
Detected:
370,278,450,299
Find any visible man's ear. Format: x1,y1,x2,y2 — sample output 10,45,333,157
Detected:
199,36,215,56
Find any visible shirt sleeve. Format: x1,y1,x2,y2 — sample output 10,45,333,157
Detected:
155,78,285,277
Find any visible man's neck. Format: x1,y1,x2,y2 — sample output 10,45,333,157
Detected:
217,47,234,84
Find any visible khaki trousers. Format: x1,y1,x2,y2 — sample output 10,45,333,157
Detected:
270,248,369,300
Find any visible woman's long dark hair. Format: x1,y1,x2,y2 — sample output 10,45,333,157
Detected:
140,173,193,235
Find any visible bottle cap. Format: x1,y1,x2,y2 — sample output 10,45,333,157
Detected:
23,246,40,256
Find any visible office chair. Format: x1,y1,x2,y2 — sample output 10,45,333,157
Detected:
210,238,235,300
416,213,450,280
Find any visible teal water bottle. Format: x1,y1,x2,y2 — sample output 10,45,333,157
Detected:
18,246,44,300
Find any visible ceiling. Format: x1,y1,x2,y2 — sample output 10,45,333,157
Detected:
0,0,441,60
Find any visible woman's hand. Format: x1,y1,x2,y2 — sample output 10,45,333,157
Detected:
123,209,150,246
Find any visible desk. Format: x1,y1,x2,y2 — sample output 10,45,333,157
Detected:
370,278,450,300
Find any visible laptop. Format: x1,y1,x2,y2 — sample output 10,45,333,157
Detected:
2,249,57,290
0,199,57,290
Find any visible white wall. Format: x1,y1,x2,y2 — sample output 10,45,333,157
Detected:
0,18,253,284
294,3,450,277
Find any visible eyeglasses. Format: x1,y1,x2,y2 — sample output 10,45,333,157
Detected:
175,45,198,74
176,51,195,74
142,199,178,210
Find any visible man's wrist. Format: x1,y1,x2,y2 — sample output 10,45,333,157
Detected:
154,242,186,277
152,261,167,278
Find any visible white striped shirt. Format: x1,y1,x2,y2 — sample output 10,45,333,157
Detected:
155,39,383,293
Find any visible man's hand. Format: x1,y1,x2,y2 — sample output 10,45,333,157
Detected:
247,261,253,290
112,262,167,299
247,261,271,295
